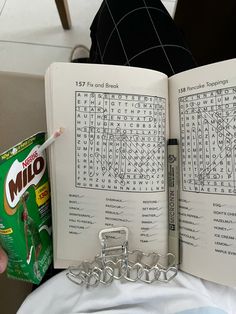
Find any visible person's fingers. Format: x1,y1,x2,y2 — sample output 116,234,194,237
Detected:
0,247,8,273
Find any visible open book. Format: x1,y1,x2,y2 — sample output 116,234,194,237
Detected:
45,59,236,287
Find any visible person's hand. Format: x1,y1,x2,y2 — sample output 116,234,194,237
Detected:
0,247,8,273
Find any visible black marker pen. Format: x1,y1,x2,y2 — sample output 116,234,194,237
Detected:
168,138,179,264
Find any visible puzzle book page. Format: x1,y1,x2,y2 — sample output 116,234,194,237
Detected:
169,59,236,286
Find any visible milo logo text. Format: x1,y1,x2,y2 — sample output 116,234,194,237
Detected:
4,147,46,215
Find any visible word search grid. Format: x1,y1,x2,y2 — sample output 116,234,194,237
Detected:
179,86,236,195
75,91,166,192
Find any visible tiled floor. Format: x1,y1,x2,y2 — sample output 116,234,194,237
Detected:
0,0,177,76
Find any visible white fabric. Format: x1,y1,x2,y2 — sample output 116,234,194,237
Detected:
18,270,236,314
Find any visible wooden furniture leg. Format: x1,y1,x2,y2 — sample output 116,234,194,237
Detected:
55,0,71,30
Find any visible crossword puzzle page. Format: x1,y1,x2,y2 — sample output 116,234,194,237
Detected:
169,58,236,286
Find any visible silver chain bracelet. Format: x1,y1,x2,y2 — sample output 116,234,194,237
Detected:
66,227,178,288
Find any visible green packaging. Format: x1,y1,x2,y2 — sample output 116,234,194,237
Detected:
0,132,52,284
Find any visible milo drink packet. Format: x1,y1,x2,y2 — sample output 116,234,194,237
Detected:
0,132,52,284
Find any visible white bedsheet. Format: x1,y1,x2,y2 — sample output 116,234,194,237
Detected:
18,270,236,314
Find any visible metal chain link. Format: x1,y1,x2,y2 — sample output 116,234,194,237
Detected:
66,227,178,287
